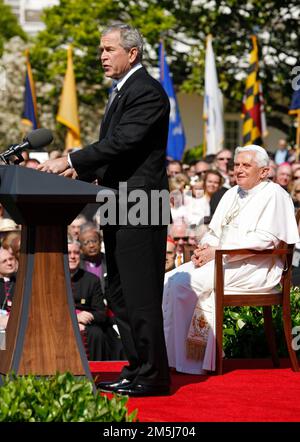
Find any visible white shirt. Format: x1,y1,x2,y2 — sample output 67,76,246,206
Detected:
114,63,143,91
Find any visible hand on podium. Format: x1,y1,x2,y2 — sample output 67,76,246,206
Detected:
36,156,69,175
60,168,78,179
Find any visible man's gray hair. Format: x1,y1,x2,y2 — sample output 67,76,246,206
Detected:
67,238,81,247
102,23,143,62
234,144,270,167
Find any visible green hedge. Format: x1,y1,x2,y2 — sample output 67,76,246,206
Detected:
0,372,137,422
223,286,300,358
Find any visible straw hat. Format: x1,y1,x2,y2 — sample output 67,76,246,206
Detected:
0,218,20,232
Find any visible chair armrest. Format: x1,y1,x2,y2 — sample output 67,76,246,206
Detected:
215,247,294,257
214,245,295,299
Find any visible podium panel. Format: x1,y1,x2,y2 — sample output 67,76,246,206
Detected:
0,165,110,377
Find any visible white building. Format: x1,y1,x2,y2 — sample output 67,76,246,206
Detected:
4,0,59,35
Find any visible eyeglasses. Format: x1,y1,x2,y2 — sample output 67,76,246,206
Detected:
173,236,188,242
82,239,100,246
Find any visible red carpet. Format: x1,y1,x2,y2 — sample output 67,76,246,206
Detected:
89,360,300,422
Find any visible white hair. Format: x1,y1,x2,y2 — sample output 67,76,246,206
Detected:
234,144,269,167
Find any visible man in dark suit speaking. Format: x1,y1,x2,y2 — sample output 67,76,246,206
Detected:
37,23,170,397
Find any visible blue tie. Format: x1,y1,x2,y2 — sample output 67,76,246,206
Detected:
103,83,118,120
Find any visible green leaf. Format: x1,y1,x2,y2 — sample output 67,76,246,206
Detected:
224,328,235,336
237,319,246,329
0,372,138,422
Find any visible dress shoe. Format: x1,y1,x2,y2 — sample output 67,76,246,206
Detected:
96,378,133,393
115,383,170,397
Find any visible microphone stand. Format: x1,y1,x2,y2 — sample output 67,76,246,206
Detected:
0,145,26,165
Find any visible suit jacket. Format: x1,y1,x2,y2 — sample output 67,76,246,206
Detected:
70,67,170,227
80,252,107,294
71,268,107,325
209,186,228,219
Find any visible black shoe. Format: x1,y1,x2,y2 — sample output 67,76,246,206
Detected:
96,378,133,393
115,383,170,397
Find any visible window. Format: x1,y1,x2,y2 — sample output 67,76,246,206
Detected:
25,9,42,22
225,120,240,149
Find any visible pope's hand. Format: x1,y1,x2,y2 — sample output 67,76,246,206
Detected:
36,157,69,174
191,245,216,268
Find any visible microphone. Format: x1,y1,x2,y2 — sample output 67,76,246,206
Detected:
0,128,53,164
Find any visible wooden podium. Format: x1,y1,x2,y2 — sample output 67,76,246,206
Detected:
0,165,110,377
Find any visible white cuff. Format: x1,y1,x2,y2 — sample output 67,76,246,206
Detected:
67,154,73,168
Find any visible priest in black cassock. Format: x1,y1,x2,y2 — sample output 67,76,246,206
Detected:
68,240,125,361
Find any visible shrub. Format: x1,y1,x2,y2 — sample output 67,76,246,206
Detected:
223,286,300,358
0,372,138,422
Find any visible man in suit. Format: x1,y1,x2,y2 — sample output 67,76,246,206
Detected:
37,23,170,396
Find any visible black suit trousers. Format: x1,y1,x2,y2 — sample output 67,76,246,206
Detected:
103,226,170,386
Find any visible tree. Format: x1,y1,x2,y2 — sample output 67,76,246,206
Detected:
0,0,26,56
0,37,28,150
29,0,175,147
0,2,27,150
2,0,298,149
157,0,300,134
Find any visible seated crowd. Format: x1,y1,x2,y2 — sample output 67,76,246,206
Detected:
0,138,299,370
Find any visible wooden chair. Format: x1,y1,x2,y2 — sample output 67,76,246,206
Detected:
215,245,299,374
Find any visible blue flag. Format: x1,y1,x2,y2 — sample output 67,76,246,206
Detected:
159,42,185,161
21,49,38,129
289,89,300,115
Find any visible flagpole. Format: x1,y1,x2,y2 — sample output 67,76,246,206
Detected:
203,120,207,158
296,110,300,162
202,35,212,158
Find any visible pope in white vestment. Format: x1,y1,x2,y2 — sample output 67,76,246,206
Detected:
163,145,299,374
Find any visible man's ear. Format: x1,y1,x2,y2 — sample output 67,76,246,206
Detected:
261,166,270,179
129,47,138,64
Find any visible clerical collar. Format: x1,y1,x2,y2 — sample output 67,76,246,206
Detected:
0,275,15,282
238,180,269,198
114,63,143,91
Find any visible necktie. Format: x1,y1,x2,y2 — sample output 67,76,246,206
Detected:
103,84,118,121
177,254,182,267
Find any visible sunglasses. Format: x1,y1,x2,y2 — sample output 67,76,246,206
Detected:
293,176,300,180
295,190,300,194
217,157,231,161
173,236,188,242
